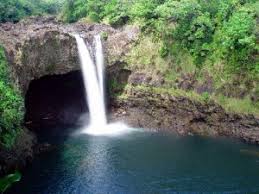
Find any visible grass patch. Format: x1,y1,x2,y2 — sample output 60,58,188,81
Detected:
124,36,172,74
117,84,206,103
124,35,196,84
115,82,259,116
213,95,259,116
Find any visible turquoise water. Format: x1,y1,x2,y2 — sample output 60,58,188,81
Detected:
7,128,259,194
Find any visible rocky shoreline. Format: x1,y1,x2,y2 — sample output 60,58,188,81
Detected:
110,87,259,144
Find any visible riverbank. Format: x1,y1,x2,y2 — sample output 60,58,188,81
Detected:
110,85,259,145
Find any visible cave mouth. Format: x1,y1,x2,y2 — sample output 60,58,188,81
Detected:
24,70,88,131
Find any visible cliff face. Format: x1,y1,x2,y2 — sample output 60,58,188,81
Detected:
0,16,140,94
0,16,139,176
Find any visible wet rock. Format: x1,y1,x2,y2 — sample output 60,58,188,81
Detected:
34,143,54,155
0,129,36,176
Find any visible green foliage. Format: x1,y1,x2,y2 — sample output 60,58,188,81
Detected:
0,0,64,23
61,0,81,22
130,0,161,20
201,92,210,102
0,0,25,23
61,0,106,23
108,78,128,98
62,0,129,25
155,0,257,71
159,43,170,58
215,6,257,71
213,94,259,116
156,0,214,67
102,0,130,27
100,32,108,41
0,171,21,193
87,0,106,22
122,84,207,103
0,47,23,148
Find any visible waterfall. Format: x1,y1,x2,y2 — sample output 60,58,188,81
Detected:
95,35,105,101
75,34,131,136
75,34,107,128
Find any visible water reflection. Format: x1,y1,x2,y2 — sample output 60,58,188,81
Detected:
76,136,111,192
7,130,259,194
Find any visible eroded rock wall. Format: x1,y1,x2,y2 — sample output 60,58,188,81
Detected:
0,16,140,94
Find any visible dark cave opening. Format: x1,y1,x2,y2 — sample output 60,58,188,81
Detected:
24,71,88,131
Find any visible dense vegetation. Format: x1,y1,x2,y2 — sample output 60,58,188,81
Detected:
61,0,258,73
0,47,23,148
0,0,64,22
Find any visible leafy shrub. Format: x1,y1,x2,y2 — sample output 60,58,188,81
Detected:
61,0,88,23
86,0,106,22
201,92,210,102
102,0,130,27
0,171,21,193
0,0,25,23
155,0,258,72
156,0,215,67
0,47,24,148
130,0,160,20
0,0,64,23
159,43,170,58
215,6,257,71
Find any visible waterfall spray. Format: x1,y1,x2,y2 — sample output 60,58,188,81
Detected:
75,34,107,128
75,34,131,136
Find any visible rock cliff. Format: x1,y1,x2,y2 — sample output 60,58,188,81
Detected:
0,16,139,94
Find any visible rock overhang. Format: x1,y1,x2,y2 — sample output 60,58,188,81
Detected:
0,16,140,94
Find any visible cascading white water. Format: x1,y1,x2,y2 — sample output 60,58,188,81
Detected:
75,34,132,136
95,35,105,101
75,34,107,128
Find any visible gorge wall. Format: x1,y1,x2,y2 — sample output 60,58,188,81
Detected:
0,16,139,95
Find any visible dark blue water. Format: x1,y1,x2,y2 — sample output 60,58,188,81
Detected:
7,129,259,194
